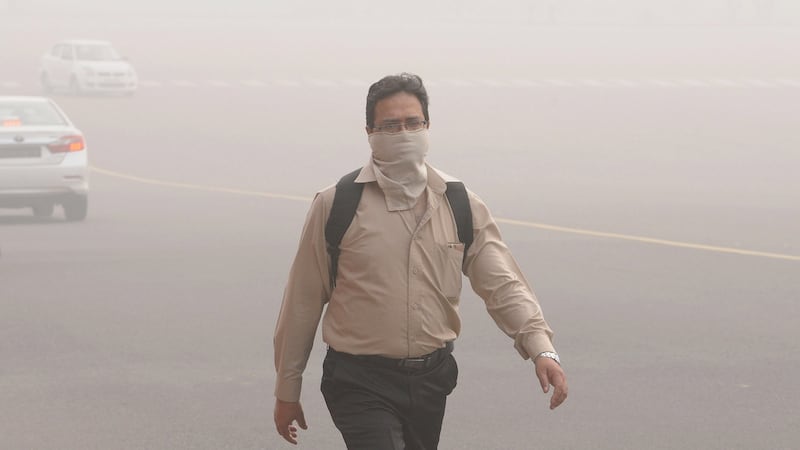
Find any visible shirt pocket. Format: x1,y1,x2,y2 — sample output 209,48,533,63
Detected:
436,242,464,301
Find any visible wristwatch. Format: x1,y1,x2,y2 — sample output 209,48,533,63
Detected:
535,351,561,366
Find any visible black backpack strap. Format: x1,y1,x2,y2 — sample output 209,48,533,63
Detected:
325,168,364,288
445,181,473,258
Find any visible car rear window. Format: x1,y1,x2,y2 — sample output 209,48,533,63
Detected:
0,102,67,126
75,44,120,61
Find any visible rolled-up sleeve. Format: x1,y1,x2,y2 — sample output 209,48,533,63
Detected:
463,192,556,360
273,192,332,402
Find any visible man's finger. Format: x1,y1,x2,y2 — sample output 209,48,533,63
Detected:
549,373,568,410
297,411,308,430
278,426,298,445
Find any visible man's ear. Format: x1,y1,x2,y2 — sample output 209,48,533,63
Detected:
365,126,371,135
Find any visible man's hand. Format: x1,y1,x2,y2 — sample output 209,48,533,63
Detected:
534,356,568,410
274,398,308,445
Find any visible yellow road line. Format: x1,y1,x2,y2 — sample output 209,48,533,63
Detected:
90,164,799,262
495,218,799,261
90,165,312,202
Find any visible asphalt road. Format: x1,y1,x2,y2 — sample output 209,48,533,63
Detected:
1,15,799,450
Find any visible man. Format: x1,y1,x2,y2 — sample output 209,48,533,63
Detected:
274,73,567,449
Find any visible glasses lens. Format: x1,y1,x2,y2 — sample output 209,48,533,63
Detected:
382,124,401,133
375,120,426,133
405,120,423,131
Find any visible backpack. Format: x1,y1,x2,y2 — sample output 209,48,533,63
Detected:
324,168,473,288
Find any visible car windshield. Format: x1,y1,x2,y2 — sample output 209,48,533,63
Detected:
75,44,121,61
0,101,67,126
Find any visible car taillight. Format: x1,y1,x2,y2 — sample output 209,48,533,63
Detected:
2,118,22,127
47,135,85,153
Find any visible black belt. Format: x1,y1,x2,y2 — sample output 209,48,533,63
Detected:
328,341,454,371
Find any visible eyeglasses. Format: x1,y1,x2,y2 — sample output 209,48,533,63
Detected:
372,119,428,133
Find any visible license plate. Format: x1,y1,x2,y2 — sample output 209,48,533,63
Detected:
0,145,41,158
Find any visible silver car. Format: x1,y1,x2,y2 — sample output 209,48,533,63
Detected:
0,96,88,221
40,39,137,96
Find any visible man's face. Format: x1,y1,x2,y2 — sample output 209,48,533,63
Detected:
367,91,428,135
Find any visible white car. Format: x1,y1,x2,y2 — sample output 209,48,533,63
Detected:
0,96,89,221
40,39,137,95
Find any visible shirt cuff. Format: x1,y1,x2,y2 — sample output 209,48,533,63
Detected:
514,332,556,361
274,378,302,403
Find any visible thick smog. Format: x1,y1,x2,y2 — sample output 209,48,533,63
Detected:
1,2,798,449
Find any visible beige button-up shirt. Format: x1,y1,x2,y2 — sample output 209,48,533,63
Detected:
274,164,555,402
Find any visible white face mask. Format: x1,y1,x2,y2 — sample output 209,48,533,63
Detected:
368,128,429,211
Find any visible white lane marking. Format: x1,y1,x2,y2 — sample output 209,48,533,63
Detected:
207,80,231,88
343,79,369,87
241,80,267,88
512,79,544,87
681,79,710,87
777,78,800,87
479,79,512,87
647,79,679,87
1,81,22,89
129,78,800,90
306,78,338,87
579,79,608,87
171,80,199,87
745,79,774,88
273,79,301,87
89,164,800,262
710,78,743,87
444,79,475,87
612,79,639,87
545,79,574,87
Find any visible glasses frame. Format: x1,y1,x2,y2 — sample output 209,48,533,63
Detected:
372,119,428,133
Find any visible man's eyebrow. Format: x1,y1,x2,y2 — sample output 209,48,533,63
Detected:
383,116,422,122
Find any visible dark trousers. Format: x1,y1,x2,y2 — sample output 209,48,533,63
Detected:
320,345,458,450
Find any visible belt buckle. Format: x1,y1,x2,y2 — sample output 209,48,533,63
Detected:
399,357,426,369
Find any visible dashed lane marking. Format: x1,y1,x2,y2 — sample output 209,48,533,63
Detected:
580,79,608,87
4,78,800,91
343,79,369,87
777,78,800,87
207,80,232,88
273,79,301,87
241,80,267,88
746,79,775,88
89,164,800,262
306,78,338,87
171,80,199,87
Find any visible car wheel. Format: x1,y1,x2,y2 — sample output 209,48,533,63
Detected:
41,72,53,94
70,76,82,96
32,203,55,218
63,196,88,221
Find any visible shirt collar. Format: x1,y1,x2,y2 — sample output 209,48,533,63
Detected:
355,162,458,195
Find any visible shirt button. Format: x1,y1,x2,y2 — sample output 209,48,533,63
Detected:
412,268,419,275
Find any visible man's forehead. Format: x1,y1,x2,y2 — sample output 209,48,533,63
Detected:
375,93,422,114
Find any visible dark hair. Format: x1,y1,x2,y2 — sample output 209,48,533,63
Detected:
365,72,429,129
